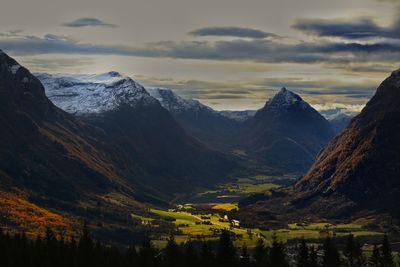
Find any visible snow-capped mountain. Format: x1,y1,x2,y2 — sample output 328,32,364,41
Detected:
242,88,335,172
147,88,241,150
219,110,256,122
36,72,157,115
35,71,236,195
147,87,212,113
329,113,353,134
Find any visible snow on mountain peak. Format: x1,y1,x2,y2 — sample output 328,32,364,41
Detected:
36,72,157,115
147,87,211,113
266,87,308,110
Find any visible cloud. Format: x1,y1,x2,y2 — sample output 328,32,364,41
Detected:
189,27,277,39
1,32,400,66
292,17,400,40
63,18,116,28
0,29,23,37
21,57,94,71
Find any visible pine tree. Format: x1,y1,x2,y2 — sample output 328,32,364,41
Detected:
184,240,198,267
217,230,237,266
200,240,215,267
380,235,394,267
309,246,319,267
297,238,310,267
270,234,289,267
369,245,381,267
240,244,250,267
164,234,180,267
77,222,94,267
138,234,158,267
253,238,268,267
322,236,341,267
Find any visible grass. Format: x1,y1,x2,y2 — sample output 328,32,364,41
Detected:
211,203,238,211
147,207,382,248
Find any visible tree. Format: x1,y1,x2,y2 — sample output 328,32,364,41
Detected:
269,234,289,267
297,238,310,267
137,235,158,267
309,246,319,267
240,244,250,267
369,245,381,267
217,230,237,266
164,234,180,267
253,238,268,267
322,236,341,267
380,235,394,267
343,234,364,267
77,222,94,267
200,241,215,267
183,240,198,267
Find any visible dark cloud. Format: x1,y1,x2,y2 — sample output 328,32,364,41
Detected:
292,17,400,39
189,27,277,39
1,33,400,65
63,18,116,28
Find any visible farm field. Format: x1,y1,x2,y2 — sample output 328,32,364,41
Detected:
147,207,382,248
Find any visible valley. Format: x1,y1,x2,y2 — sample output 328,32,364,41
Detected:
132,204,382,248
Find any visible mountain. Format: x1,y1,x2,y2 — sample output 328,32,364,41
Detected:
291,69,400,218
147,88,241,150
329,113,353,134
239,70,400,222
36,72,236,196
220,110,257,122
0,51,238,240
0,50,155,238
0,51,127,202
241,88,335,172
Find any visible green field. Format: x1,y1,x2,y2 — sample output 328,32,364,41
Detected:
211,203,238,211
148,207,382,248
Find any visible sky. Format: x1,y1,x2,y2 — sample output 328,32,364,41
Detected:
1,0,400,115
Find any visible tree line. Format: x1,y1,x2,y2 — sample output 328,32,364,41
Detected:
0,225,396,267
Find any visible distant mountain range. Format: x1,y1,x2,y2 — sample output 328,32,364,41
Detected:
146,87,337,172
35,72,237,201
0,51,240,241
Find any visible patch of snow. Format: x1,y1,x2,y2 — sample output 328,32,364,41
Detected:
35,72,158,115
10,64,20,75
266,87,308,110
220,110,257,122
147,87,214,114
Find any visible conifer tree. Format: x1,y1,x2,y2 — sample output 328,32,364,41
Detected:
380,235,394,267
269,234,289,267
369,245,381,267
309,246,319,267
297,238,310,267
253,238,268,267
217,230,237,267
322,236,341,267
240,244,250,267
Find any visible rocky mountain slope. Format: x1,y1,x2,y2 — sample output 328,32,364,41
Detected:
36,72,237,198
147,87,241,150
240,70,400,222
241,88,335,172
293,69,400,217
329,114,353,134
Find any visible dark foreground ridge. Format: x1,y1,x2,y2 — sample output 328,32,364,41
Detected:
0,227,395,267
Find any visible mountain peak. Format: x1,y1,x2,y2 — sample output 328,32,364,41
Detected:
36,72,157,115
265,87,307,110
147,87,209,113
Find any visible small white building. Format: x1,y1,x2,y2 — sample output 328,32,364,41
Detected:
232,220,240,227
